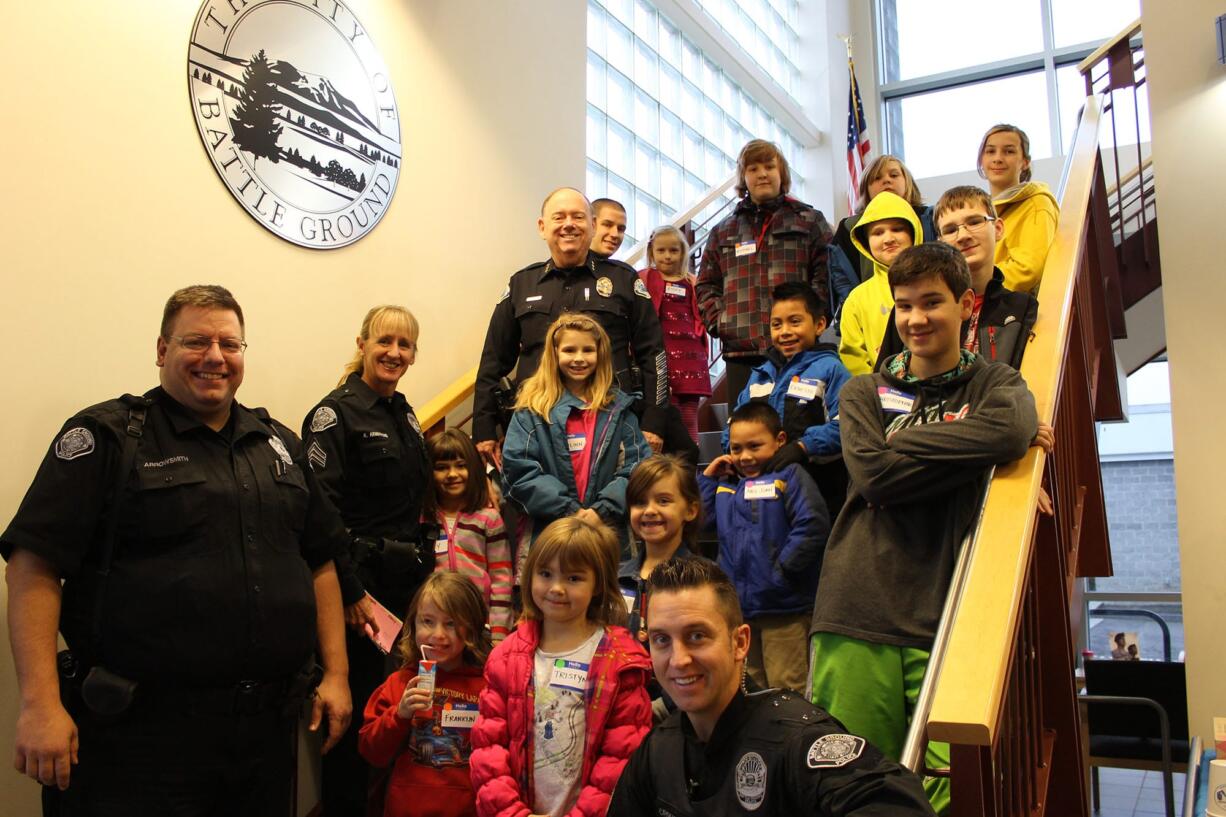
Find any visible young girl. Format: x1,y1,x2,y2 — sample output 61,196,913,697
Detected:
470,516,652,817
829,154,935,319
501,313,653,551
978,123,1060,294
638,227,711,441
360,571,493,817
619,455,704,646
425,429,514,641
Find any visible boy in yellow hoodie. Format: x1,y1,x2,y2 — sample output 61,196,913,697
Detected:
836,191,922,376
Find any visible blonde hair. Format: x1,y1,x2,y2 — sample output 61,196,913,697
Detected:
338,305,419,388
520,516,627,628
977,124,1033,184
396,571,493,669
856,155,923,211
514,313,614,419
647,225,692,275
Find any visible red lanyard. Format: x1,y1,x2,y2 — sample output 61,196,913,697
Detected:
755,210,779,250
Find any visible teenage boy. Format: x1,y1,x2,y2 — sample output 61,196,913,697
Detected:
700,401,829,694
837,191,922,376
808,242,1051,812
590,197,628,258
728,281,853,513
876,185,1038,370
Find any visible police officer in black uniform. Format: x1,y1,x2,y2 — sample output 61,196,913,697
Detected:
3,285,351,816
473,187,671,469
609,558,935,817
301,304,432,817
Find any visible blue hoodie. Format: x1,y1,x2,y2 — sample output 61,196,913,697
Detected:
698,464,830,619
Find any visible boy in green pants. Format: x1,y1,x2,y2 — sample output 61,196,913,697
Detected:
807,242,1052,812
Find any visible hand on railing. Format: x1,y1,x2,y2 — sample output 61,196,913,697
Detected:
1032,422,1055,454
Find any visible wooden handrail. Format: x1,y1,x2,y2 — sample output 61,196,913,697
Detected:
1106,157,1152,199
417,364,478,432
927,94,1105,747
621,171,737,267
1078,17,1142,75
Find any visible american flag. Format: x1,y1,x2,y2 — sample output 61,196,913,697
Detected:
846,56,871,214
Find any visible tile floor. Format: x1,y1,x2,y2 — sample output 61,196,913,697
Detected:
1091,767,1187,816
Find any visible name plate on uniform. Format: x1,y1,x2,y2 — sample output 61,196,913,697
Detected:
744,479,777,500
786,377,819,401
550,660,590,694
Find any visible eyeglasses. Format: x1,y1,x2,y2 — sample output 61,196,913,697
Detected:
938,215,996,238
170,335,248,354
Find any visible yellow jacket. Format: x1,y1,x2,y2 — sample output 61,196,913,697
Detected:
993,181,1059,294
837,192,923,376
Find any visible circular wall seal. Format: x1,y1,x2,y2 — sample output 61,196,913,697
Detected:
188,0,400,249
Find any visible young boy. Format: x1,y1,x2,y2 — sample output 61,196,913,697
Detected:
876,185,1038,370
728,281,853,513
700,401,830,694
837,191,922,376
808,241,1049,812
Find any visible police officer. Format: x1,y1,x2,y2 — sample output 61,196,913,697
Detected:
4,285,351,816
473,187,669,468
301,304,432,817
609,558,935,817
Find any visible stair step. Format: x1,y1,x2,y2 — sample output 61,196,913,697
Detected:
697,430,724,464
709,402,729,426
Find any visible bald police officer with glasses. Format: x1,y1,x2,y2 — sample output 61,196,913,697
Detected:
3,285,351,817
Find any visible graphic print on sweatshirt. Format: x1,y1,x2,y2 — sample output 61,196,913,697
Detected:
409,684,480,768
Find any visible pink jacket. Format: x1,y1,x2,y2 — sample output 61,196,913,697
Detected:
469,620,652,817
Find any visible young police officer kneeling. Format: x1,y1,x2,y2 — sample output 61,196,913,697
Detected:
608,558,934,817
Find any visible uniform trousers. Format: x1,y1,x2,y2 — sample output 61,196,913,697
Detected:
321,631,392,816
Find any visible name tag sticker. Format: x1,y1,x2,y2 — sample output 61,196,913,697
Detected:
744,479,777,500
735,241,757,257
878,387,915,414
434,536,448,555
550,660,589,694
786,377,819,401
620,588,637,613
440,702,479,729
747,382,774,399
664,283,687,298
567,433,586,452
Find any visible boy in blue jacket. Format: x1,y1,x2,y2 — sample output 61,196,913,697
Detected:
727,281,853,513
701,401,830,694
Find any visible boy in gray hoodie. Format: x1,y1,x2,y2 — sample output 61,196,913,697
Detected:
806,242,1051,812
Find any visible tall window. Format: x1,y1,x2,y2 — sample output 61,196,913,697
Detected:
692,0,802,103
587,0,806,251
875,0,1142,179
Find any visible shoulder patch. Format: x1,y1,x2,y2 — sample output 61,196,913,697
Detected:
734,751,767,811
268,435,293,465
633,278,651,299
806,733,866,769
307,440,327,471
310,406,338,433
55,427,95,461
406,411,422,436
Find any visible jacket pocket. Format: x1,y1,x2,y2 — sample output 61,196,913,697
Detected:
127,463,210,553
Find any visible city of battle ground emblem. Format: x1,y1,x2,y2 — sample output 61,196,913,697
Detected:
188,0,401,248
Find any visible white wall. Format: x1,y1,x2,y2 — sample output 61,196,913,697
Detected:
0,1,584,812
1140,0,1226,745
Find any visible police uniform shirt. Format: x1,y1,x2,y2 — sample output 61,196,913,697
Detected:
473,254,669,442
301,372,429,606
0,387,346,687
608,689,935,817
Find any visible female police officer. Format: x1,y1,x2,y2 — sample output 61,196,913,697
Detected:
302,305,431,816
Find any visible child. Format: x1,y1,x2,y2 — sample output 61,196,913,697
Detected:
808,242,1050,812
471,516,653,817
425,429,514,641
836,190,922,376
877,185,1039,371
978,124,1060,294
638,226,711,442
360,571,493,817
829,155,935,318
700,401,830,694
730,281,853,513
501,313,653,549
620,455,705,646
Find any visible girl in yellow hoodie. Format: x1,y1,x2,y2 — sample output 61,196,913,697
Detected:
837,191,922,376
979,124,1060,294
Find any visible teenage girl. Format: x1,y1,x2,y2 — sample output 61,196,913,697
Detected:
829,154,935,319
425,429,514,642
978,123,1060,294
638,227,711,442
470,516,652,817
501,313,653,551
619,455,704,646
359,571,492,817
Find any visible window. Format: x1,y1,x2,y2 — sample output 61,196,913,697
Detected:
587,0,806,251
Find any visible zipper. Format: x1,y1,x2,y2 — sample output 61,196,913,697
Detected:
988,326,997,361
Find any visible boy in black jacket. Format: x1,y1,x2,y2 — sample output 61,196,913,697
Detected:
876,186,1038,371
808,243,1052,812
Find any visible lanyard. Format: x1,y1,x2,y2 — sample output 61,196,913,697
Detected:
755,209,779,250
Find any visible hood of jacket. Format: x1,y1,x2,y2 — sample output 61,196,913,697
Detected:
850,191,924,280
762,341,840,371
993,181,1057,210
876,350,982,431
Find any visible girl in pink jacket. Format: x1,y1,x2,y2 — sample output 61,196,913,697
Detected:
470,516,652,817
